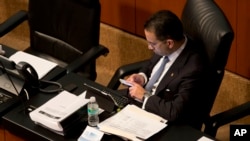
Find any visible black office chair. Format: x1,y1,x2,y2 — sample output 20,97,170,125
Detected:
107,0,236,137
181,0,238,137
0,0,109,81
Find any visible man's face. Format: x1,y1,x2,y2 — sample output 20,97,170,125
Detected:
144,29,170,56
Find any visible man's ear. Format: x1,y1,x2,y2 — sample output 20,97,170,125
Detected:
166,39,174,48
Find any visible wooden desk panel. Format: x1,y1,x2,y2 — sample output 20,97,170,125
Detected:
4,129,24,141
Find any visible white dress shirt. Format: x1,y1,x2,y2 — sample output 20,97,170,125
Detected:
141,36,187,109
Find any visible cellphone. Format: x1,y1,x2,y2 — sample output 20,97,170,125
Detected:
119,79,133,87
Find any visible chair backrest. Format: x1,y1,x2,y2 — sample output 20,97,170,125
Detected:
27,0,101,80
181,0,234,119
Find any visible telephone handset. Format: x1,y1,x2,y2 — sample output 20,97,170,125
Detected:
15,61,40,88
15,61,62,93
0,55,62,95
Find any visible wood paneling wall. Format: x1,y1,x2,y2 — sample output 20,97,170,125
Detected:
135,0,186,36
100,0,250,79
236,0,250,78
100,0,136,33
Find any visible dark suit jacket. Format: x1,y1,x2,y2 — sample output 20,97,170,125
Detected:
141,38,209,129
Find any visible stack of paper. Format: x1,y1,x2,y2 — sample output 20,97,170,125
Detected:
98,104,167,141
9,51,57,79
29,91,89,134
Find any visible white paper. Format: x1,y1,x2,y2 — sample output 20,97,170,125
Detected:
9,51,57,79
78,126,104,141
197,136,215,141
29,90,89,132
98,104,167,140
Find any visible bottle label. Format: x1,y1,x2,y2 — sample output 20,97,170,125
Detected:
88,108,98,115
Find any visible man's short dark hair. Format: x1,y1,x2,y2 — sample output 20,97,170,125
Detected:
144,10,184,41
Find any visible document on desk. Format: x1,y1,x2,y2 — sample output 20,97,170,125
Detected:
98,104,167,141
9,51,57,79
29,90,89,132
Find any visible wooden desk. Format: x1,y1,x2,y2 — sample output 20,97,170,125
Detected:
2,73,217,141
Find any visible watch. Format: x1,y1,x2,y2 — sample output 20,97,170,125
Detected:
143,91,152,102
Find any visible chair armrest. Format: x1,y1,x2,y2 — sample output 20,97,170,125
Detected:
66,44,109,73
0,10,28,37
204,101,250,137
107,59,149,90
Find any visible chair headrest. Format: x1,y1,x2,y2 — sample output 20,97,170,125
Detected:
181,0,234,69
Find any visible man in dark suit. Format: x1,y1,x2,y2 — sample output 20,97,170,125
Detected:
126,10,209,129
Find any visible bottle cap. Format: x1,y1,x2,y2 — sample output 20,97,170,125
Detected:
90,96,96,102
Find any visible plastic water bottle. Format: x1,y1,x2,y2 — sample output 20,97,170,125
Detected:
87,96,99,126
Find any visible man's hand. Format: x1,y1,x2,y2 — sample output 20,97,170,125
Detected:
126,74,145,86
128,82,146,101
